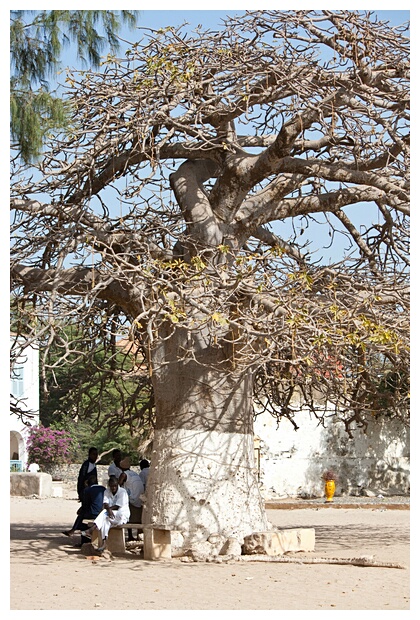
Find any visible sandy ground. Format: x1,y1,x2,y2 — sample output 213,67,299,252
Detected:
9,490,411,614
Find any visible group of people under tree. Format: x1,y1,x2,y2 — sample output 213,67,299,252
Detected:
63,446,150,550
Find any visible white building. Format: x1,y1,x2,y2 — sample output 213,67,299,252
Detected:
10,336,40,471
253,401,410,498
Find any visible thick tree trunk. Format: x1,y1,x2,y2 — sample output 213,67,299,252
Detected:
142,325,269,552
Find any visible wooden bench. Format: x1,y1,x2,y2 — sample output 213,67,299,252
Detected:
84,521,172,558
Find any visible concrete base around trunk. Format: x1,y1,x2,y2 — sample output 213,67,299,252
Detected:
243,528,315,556
10,472,53,498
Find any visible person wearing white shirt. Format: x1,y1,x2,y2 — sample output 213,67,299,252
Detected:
120,461,145,509
108,448,123,479
119,457,145,540
86,475,130,552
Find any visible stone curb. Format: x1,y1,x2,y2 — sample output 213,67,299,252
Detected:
265,501,409,510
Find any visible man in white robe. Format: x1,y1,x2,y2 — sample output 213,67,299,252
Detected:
88,475,130,551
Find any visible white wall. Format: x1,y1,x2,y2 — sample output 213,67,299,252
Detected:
10,338,40,467
254,404,409,498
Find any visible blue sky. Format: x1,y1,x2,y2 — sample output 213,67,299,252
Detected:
65,8,408,264
8,7,412,266
126,9,409,32
51,8,410,66
7,7,412,258
71,9,410,51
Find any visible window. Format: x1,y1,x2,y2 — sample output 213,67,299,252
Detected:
11,365,24,398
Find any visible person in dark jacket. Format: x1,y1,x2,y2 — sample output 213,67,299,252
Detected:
62,473,105,543
77,447,98,501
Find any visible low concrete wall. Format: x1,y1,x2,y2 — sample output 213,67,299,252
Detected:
10,472,53,497
35,464,112,486
14,464,134,497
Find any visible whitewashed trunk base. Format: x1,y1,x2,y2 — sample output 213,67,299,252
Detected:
143,427,269,552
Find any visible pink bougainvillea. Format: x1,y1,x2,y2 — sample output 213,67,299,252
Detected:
26,425,75,469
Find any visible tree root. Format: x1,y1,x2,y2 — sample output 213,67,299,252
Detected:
181,553,406,568
235,554,406,569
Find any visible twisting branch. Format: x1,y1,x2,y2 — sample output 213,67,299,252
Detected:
11,10,409,435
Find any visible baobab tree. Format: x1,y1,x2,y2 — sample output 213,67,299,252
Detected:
11,10,409,553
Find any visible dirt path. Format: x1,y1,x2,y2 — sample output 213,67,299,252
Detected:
9,495,410,611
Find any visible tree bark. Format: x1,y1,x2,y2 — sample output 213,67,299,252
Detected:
142,324,269,550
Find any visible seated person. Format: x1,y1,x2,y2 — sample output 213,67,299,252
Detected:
62,473,105,545
85,475,130,552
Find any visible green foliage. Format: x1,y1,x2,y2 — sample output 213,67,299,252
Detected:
39,323,153,462
49,414,144,464
10,10,139,163
10,87,69,164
